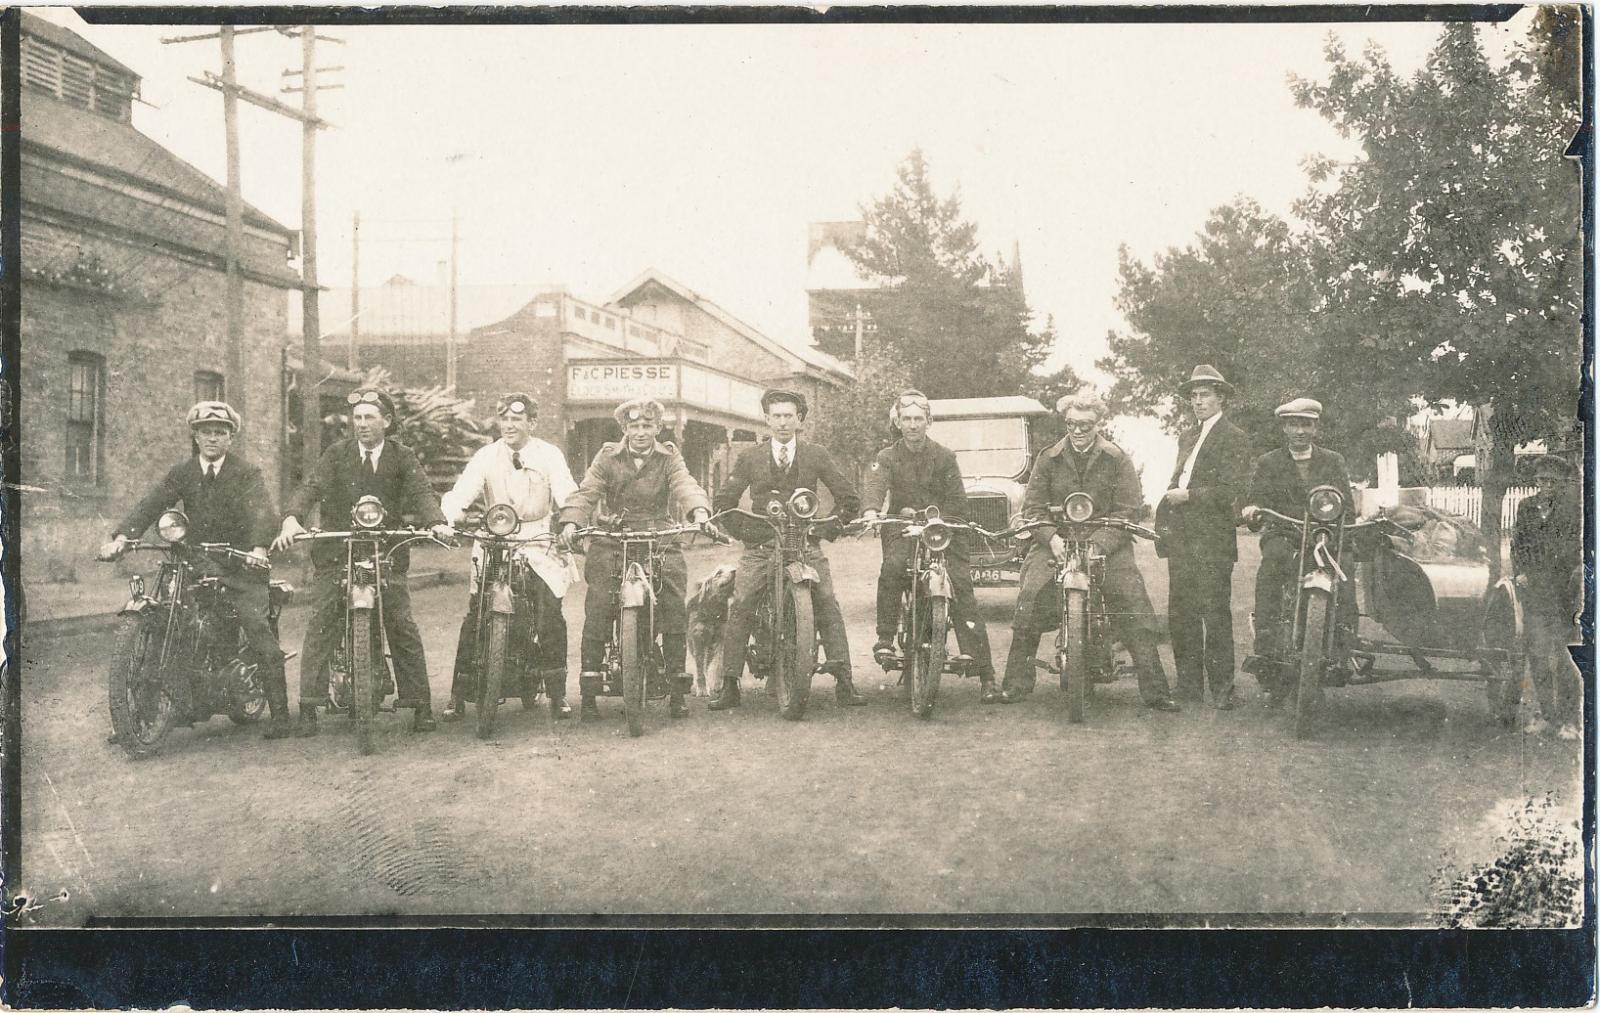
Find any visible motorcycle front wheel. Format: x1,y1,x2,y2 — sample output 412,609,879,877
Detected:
775,586,815,721
477,612,510,740
1061,588,1089,724
1294,588,1332,739
350,609,377,755
912,597,947,720
620,606,647,737
108,614,176,759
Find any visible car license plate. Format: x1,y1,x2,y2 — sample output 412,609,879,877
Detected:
974,567,1014,584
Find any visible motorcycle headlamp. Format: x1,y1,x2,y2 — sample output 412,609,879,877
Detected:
352,495,386,529
920,520,954,553
1063,493,1096,524
923,505,941,522
157,510,189,543
484,503,520,537
765,500,786,519
1307,485,1345,523
788,489,819,520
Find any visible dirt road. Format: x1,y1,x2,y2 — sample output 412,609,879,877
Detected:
17,540,1581,923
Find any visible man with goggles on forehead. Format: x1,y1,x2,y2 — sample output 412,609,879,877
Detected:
861,390,999,703
441,392,580,720
274,386,453,734
100,401,292,739
1001,388,1179,711
558,398,713,721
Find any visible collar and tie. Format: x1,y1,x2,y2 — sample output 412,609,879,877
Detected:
363,449,378,476
777,443,791,470
511,451,523,471
202,462,219,485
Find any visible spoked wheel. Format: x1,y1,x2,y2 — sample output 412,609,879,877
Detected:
620,607,646,737
1061,588,1089,724
911,597,947,720
226,631,269,725
477,613,510,740
775,586,815,721
1294,589,1332,739
107,614,175,760
1480,582,1526,728
350,610,377,755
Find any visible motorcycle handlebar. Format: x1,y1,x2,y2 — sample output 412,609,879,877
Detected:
850,515,1005,540
103,541,269,569
1009,516,1158,541
1245,508,1395,537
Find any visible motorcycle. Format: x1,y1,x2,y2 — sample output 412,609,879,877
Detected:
293,494,451,755
453,503,562,740
100,509,292,759
710,489,837,721
570,517,727,737
1012,493,1159,724
855,507,1000,719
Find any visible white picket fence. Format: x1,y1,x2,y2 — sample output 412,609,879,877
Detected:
1424,485,1537,530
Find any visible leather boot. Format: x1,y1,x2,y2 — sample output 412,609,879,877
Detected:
979,674,1002,705
669,692,689,718
293,701,319,737
1000,631,1041,702
544,668,572,719
707,677,741,711
261,666,292,740
1128,631,1179,711
834,671,868,706
580,695,601,721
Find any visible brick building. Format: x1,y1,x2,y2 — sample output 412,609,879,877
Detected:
18,13,301,583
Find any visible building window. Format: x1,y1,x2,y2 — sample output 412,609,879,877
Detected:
573,307,588,321
194,370,225,402
604,316,617,329
66,351,104,484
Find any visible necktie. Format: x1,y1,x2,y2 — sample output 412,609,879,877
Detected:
364,450,377,477
203,464,216,487
778,444,790,471
511,451,523,471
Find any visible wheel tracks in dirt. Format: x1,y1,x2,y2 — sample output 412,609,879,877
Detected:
332,769,472,898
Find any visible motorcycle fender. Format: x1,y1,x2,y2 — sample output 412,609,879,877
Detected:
924,568,952,599
620,577,652,609
348,584,377,610
1061,571,1090,592
117,597,157,616
786,561,819,585
488,581,516,615
1301,569,1335,594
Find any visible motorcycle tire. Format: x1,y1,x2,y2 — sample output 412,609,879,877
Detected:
1061,588,1089,724
227,630,269,726
351,610,377,756
620,606,646,737
1294,588,1332,739
107,614,175,760
775,586,815,721
477,612,510,740
912,597,947,720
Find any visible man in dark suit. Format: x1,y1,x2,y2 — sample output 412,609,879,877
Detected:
273,387,453,734
706,388,867,711
101,401,291,738
1240,398,1357,700
1511,453,1583,740
1157,365,1253,709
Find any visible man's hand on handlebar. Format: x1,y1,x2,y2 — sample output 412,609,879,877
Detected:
559,522,580,551
430,523,457,548
97,534,128,562
272,517,307,554
1049,533,1067,562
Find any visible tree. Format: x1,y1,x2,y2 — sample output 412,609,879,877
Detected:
808,344,917,489
843,149,1057,399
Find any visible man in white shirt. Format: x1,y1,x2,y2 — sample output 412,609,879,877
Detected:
440,392,579,720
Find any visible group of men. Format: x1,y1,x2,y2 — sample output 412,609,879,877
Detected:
101,362,1585,742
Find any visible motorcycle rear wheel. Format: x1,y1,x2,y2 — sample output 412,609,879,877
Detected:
226,630,268,725
477,612,510,740
108,614,175,760
621,607,646,737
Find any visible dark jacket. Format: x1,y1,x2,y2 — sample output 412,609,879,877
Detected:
1245,446,1356,548
1022,434,1144,556
117,455,278,573
559,440,711,528
1160,413,1252,561
284,437,445,572
863,437,968,520
714,438,861,546
1511,485,1582,615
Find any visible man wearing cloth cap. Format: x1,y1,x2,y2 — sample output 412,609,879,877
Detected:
1240,397,1356,702
442,392,579,720
1000,388,1179,710
707,388,868,710
1511,453,1584,740
274,387,454,733
861,390,999,702
1157,365,1254,709
558,398,713,720
100,402,292,738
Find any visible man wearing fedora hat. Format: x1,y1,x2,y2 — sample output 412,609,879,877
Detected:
1158,365,1254,709
1240,397,1356,704
1511,452,1584,740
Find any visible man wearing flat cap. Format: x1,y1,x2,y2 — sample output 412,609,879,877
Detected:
442,392,580,720
559,398,713,721
1511,453,1584,741
1240,397,1356,703
862,389,999,702
100,401,292,739
275,386,454,734
708,388,868,710
1157,365,1253,709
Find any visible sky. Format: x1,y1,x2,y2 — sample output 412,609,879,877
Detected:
38,8,1541,497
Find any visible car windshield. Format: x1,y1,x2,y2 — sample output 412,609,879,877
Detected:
928,416,1030,479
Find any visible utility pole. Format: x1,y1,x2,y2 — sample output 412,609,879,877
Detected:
349,211,360,371
447,210,459,391
852,302,866,359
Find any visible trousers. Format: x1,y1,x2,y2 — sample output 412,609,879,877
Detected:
720,544,850,684
1167,553,1236,699
874,537,994,680
298,567,431,709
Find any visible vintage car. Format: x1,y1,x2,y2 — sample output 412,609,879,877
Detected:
928,396,1051,587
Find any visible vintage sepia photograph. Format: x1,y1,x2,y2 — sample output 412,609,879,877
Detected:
4,2,1588,947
